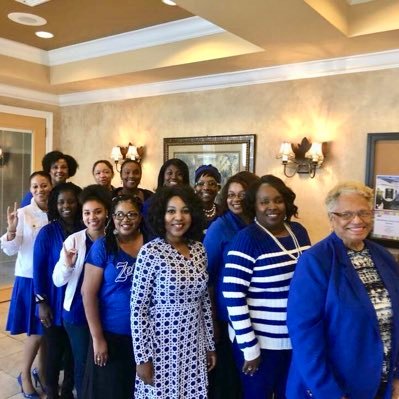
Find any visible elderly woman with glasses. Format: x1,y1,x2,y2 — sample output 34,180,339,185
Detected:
81,194,149,399
286,181,399,399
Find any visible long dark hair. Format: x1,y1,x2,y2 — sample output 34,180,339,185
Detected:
156,158,190,189
147,185,205,241
104,194,143,255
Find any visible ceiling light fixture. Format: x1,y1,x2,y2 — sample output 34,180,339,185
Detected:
8,12,47,26
14,0,51,6
35,31,54,38
162,0,177,5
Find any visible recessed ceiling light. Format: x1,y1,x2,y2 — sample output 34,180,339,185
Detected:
35,31,54,39
8,12,47,26
162,0,176,5
14,0,51,6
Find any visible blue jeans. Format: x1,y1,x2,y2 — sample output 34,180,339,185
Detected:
64,322,90,399
233,340,292,399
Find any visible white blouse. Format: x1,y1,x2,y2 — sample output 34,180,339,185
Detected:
0,199,48,278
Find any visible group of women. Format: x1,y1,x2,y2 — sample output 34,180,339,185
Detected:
2,149,399,399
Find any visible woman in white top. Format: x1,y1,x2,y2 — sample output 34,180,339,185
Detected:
1,171,52,398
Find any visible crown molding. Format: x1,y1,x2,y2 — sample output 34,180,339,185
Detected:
0,84,58,105
3,47,399,106
0,37,49,65
0,17,222,67
58,48,399,106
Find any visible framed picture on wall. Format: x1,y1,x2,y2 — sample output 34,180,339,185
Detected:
163,134,256,185
365,132,399,248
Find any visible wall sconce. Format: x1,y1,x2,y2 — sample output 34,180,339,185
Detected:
277,137,325,178
110,143,144,172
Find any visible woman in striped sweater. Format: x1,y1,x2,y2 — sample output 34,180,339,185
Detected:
222,175,311,399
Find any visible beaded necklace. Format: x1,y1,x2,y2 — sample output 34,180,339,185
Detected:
254,218,302,261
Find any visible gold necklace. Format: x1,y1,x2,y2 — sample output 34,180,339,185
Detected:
254,218,302,260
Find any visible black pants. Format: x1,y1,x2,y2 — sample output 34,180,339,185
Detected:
82,332,135,399
44,324,75,399
208,321,242,399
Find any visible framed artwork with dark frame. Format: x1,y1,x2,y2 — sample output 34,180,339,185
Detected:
365,132,399,248
163,134,256,185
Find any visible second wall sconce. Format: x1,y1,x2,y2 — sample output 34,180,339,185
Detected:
110,143,144,172
277,137,325,178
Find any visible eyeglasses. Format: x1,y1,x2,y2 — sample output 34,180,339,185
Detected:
330,210,373,221
227,192,246,200
195,181,219,188
113,211,140,221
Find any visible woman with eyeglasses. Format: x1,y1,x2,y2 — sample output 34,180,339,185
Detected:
222,175,311,399
52,185,112,399
286,181,399,399
194,164,222,230
204,171,259,399
82,194,148,399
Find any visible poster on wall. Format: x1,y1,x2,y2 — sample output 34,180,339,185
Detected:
373,175,399,241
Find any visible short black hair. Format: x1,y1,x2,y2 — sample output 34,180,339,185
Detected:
244,174,298,221
47,182,82,222
41,151,79,177
92,159,114,175
157,158,190,189
79,184,112,211
120,159,141,176
104,194,143,255
30,170,52,184
219,172,260,214
147,185,205,241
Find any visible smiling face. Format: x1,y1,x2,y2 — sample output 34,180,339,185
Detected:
93,162,114,189
255,183,286,233
194,174,219,207
57,190,78,224
163,164,184,187
112,200,142,238
164,195,192,242
30,175,52,209
50,158,69,185
82,200,108,235
329,193,373,250
121,161,142,190
226,182,246,216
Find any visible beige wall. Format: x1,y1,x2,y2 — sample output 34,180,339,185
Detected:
58,68,399,243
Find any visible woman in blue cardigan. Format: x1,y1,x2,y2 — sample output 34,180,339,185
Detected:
287,181,399,399
204,171,259,399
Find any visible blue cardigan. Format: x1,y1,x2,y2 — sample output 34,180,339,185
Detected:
203,211,247,321
286,232,399,399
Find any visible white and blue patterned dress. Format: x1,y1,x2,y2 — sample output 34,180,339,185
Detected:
131,237,215,399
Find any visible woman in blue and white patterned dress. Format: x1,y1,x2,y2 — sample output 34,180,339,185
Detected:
131,185,216,399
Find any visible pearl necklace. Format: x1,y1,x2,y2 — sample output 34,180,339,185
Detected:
254,218,302,260
204,204,217,219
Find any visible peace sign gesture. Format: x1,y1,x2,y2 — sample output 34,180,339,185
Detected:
6,202,18,240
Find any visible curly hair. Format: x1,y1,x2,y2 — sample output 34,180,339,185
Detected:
41,151,79,177
244,174,298,221
79,184,112,211
156,158,190,189
219,172,260,214
104,194,143,255
92,159,114,176
147,185,205,241
47,182,82,222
